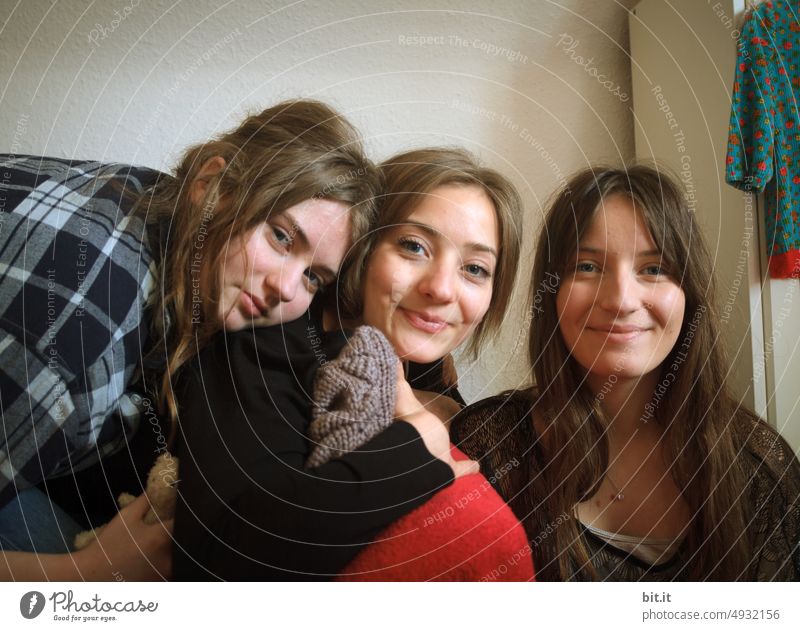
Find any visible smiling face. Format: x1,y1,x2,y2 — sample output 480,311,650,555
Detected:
361,184,499,363
219,198,351,331
555,194,686,388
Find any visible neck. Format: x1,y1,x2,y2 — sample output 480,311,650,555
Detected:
322,305,361,332
586,370,661,443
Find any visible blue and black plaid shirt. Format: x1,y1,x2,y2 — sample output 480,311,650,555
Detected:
0,155,165,507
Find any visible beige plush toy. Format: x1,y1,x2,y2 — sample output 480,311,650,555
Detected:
73,452,179,550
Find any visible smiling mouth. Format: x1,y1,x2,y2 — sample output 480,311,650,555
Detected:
400,308,449,333
588,326,647,342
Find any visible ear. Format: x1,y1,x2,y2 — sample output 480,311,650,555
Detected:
189,156,227,206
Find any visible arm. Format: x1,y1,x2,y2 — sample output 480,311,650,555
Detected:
0,494,173,581
0,551,84,581
307,325,473,472
743,418,800,580
395,364,474,475
173,323,458,580
0,156,163,508
0,341,78,508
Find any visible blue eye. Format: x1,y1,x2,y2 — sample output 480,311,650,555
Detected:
398,237,426,256
575,261,598,273
642,264,666,277
271,226,292,249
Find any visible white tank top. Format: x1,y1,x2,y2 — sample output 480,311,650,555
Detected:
576,512,686,566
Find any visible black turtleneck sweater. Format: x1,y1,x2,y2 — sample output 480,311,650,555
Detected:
172,307,454,580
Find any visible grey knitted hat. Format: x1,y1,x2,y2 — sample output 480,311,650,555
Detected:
306,325,398,468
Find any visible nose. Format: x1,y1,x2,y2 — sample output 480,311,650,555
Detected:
264,265,300,304
418,261,458,304
596,269,641,315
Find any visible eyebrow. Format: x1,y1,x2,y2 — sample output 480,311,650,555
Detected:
578,246,662,257
403,220,498,258
283,210,338,280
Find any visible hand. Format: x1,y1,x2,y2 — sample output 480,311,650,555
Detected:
74,493,174,581
394,363,478,479
403,411,479,479
394,361,425,419
412,388,463,427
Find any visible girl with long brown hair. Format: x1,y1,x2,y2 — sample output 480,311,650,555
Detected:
142,99,382,432
0,99,381,579
451,164,800,580
172,147,531,580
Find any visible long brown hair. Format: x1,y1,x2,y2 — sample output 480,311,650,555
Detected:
527,164,752,580
338,147,523,356
138,100,381,436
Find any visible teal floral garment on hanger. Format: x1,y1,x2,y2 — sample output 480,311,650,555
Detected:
726,0,800,278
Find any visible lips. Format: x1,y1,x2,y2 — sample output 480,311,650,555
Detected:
240,291,264,318
587,324,647,343
249,292,269,313
400,307,449,333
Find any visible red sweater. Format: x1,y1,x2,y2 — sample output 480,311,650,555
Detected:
338,446,535,581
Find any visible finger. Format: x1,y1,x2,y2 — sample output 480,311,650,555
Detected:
451,459,480,478
117,493,152,519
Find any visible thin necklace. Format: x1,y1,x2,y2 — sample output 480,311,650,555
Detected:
606,474,626,501
605,424,660,502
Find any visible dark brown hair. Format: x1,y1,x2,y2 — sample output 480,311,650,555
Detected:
526,164,752,580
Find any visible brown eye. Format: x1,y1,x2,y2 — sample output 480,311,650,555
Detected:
304,269,321,291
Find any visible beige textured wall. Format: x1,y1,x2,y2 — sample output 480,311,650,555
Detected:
0,0,637,402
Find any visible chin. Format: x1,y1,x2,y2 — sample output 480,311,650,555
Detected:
394,341,445,364
224,315,245,332
587,363,656,383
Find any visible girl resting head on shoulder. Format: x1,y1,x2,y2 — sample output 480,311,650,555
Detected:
171,146,530,581
141,99,382,431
